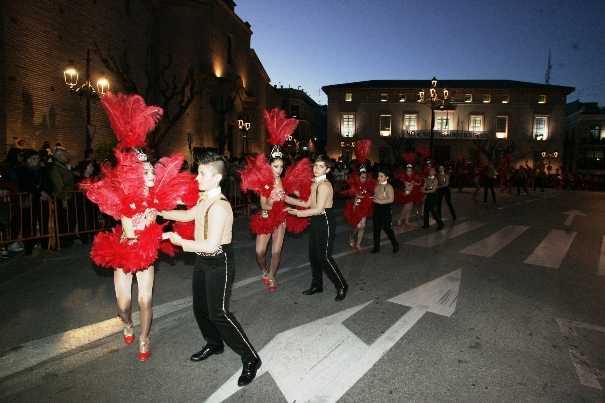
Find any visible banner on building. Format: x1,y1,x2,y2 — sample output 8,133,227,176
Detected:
402,130,487,140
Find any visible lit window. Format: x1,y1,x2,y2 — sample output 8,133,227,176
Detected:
465,94,472,102
483,94,491,103
533,116,549,140
434,111,451,130
502,94,509,103
590,125,602,143
404,114,417,131
470,115,484,132
381,94,388,102
496,116,508,139
345,93,352,102
538,95,546,104
341,114,355,137
399,93,406,102
417,92,424,102
380,115,391,136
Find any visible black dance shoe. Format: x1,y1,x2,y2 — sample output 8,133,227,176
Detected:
190,345,224,362
370,248,380,253
421,225,430,228
393,242,399,254
335,286,348,301
237,358,262,387
437,223,444,230
302,286,323,295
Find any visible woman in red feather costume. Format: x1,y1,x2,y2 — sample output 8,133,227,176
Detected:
239,108,313,291
82,92,198,361
341,140,375,252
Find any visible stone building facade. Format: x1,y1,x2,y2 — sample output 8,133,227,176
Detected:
564,100,605,174
322,80,574,170
1,0,278,160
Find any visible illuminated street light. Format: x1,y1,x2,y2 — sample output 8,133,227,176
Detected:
419,77,450,158
63,49,109,149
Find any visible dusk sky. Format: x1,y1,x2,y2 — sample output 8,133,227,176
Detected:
236,0,605,107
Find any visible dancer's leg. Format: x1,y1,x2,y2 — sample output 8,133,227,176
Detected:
135,266,155,344
255,233,271,274
268,223,286,280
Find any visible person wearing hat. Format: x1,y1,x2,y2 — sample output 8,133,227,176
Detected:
14,138,25,150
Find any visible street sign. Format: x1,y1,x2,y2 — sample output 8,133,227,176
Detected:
86,124,96,143
204,269,461,403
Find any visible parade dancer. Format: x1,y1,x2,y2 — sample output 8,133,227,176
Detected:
395,152,423,228
161,152,261,387
436,164,457,219
286,155,349,301
421,167,444,230
341,140,375,252
370,167,399,253
239,108,313,291
83,92,198,361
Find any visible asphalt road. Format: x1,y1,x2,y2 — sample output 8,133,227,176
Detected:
1,188,605,403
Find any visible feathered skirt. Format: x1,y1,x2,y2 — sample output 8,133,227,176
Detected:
343,196,373,227
91,222,165,273
395,187,424,205
250,200,310,235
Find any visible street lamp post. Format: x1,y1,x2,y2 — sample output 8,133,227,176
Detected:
237,116,250,156
63,49,109,149
419,77,450,159
541,150,559,172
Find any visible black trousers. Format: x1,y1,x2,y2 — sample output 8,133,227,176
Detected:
372,203,398,249
308,209,347,290
516,178,529,195
423,193,444,227
192,243,258,364
483,178,496,202
436,187,456,218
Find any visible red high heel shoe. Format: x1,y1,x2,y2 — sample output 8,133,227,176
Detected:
268,279,276,291
138,340,151,361
356,246,364,253
349,236,355,248
121,317,135,345
262,270,269,285
396,219,402,227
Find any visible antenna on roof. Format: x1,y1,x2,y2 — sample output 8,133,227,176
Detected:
545,50,552,84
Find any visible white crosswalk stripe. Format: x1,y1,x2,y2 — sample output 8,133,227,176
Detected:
405,221,485,247
460,225,529,257
524,229,576,268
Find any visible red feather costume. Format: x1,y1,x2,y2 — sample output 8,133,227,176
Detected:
239,107,313,235
394,152,425,205
341,140,375,227
84,92,198,272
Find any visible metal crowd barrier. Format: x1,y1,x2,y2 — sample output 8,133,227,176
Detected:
0,184,260,253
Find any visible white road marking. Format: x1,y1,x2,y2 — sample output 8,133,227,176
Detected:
523,229,576,268
204,269,461,403
460,225,529,257
562,210,586,226
0,297,192,379
405,221,484,247
557,318,605,389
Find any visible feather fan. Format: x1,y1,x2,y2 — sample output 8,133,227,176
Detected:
282,158,313,201
238,154,274,198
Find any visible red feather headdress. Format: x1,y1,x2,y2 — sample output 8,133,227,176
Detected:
354,140,371,164
264,107,299,158
402,152,416,165
415,145,430,159
101,92,163,149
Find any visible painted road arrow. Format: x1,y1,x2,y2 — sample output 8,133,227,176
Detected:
562,210,586,226
204,269,461,403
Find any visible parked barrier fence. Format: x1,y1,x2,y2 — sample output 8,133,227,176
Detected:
0,179,259,253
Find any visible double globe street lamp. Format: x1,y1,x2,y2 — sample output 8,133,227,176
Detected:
541,150,558,172
63,49,109,149
419,77,450,159
237,116,251,155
